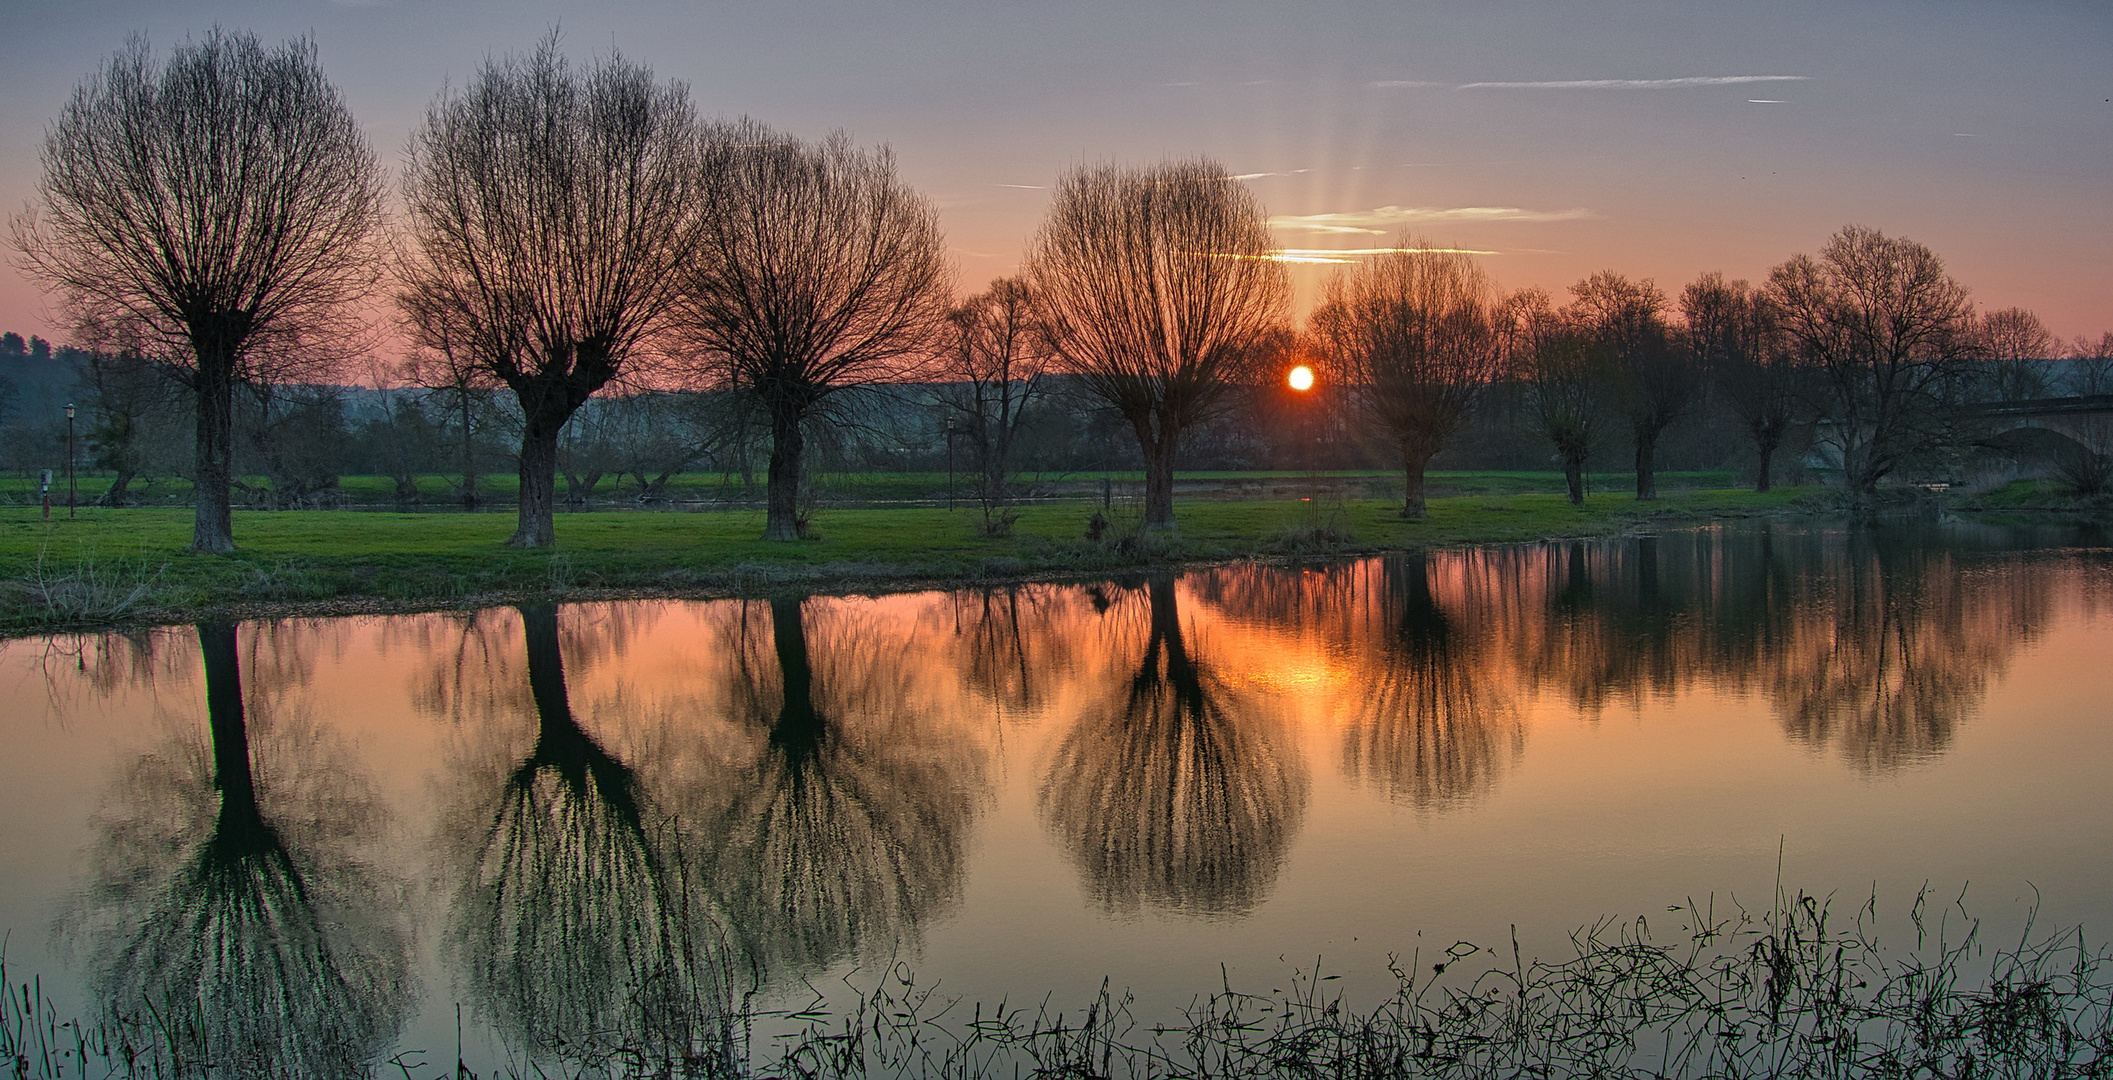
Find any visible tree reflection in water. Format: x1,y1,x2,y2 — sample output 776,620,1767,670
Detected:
85,622,406,1079
1764,531,2043,772
703,597,982,984
1339,555,1523,810
454,604,733,1070
1041,575,1307,916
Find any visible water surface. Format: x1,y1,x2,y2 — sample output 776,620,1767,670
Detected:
2,520,2109,1072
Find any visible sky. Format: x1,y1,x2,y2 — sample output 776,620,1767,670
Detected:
1,0,2107,349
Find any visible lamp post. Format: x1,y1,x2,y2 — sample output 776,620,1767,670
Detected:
944,416,956,511
64,402,76,519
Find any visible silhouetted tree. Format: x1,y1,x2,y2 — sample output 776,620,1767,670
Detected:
942,277,1054,535
398,35,706,546
1026,159,1290,529
1767,226,1973,508
2067,332,2113,396
12,30,383,552
679,121,950,541
1964,306,2057,402
1506,287,1606,505
1312,238,1500,517
1685,272,1801,492
1569,272,1692,500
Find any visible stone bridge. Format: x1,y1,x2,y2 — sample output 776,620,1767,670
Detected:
1958,394,2113,457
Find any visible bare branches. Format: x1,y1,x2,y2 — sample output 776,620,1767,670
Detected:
1767,225,1973,503
1311,237,1498,517
397,33,707,547
678,120,950,541
12,29,383,551
1026,158,1288,528
943,277,1054,535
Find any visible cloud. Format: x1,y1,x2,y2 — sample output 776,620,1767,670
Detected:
1229,168,1313,180
1370,75,1807,91
1747,99,1787,103
1269,205,1599,235
1273,246,1499,263
1457,75,1807,90
992,183,1046,190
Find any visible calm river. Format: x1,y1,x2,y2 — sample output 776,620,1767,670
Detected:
2,520,2109,1073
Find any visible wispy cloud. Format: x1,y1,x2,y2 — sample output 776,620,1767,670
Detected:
1273,246,1499,263
1748,99,1787,103
1459,75,1807,90
1371,75,1808,91
1229,168,1313,181
992,183,1045,190
1269,205,1599,235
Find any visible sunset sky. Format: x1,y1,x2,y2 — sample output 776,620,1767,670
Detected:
1,0,2106,347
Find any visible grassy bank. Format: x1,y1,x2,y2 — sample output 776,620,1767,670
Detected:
0,480,1816,634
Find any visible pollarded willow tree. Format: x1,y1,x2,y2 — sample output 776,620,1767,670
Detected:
1568,271,1693,501
679,121,951,542
397,35,707,548
1026,159,1290,531
12,30,384,553
1311,239,1500,518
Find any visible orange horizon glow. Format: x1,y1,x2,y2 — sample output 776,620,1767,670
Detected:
1287,365,1315,392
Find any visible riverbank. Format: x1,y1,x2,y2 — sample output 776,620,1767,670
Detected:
0,480,2080,635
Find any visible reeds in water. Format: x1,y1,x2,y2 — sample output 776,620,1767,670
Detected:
6,888,2110,1078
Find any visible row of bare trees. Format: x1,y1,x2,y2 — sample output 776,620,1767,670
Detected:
1312,225,2110,517
10,30,1292,550
14,30,2105,552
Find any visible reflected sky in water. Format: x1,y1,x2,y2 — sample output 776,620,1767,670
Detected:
2,521,2110,1072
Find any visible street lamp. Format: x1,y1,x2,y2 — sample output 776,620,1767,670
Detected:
64,402,76,519
944,415,956,510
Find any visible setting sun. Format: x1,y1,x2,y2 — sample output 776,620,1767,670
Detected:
1287,365,1315,392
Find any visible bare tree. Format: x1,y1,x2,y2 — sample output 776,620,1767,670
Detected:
398,298,510,509
1569,271,1693,500
1503,287,1606,505
679,121,950,542
1684,272,1801,492
1312,239,1500,518
1964,306,2057,402
2069,332,2113,397
398,35,706,547
12,30,383,552
942,277,1054,535
1026,159,1290,530
1767,225,1973,507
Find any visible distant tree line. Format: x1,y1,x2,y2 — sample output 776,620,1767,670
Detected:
9,29,2111,549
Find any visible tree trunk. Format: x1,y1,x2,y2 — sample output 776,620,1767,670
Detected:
460,394,479,509
1632,425,1658,501
100,468,135,507
1563,452,1587,506
1401,444,1436,519
1753,430,1779,493
190,356,238,553
764,403,805,542
1137,415,1180,531
510,409,562,548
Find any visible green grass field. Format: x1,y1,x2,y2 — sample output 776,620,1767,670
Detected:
0,469,1822,634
